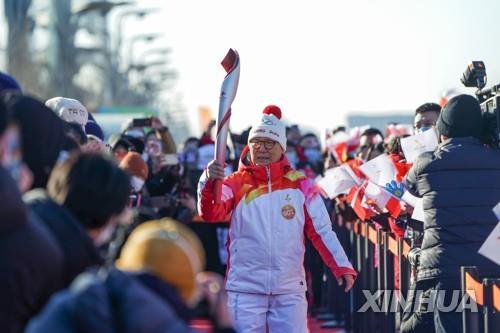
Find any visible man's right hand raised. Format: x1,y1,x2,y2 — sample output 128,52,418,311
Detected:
207,160,225,181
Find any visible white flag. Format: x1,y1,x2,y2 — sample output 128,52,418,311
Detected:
317,165,360,199
493,201,500,220
359,154,397,187
478,222,500,265
401,129,439,163
411,198,425,222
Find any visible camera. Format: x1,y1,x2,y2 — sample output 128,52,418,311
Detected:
461,61,500,148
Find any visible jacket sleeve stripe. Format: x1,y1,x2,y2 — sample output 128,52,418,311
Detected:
197,170,234,222
303,196,357,279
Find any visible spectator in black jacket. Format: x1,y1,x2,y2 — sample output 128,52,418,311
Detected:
401,95,500,333
26,219,236,333
0,102,63,333
25,153,131,289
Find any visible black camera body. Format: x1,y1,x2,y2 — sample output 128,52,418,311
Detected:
461,61,500,148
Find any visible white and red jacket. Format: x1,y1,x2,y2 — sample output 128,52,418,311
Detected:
198,150,357,294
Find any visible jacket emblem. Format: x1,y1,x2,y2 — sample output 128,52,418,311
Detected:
281,204,296,220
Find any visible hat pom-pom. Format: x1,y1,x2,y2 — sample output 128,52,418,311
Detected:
262,105,282,120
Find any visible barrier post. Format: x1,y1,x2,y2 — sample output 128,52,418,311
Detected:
383,232,396,333
397,238,410,328
376,228,387,332
351,220,364,333
483,278,500,333
461,266,481,333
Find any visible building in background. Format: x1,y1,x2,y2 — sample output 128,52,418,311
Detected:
347,112,413,134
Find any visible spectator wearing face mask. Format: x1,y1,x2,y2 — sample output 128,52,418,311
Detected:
120,152,149,196
413,102,441,134
24,153,131,289
401,95,500,333
299,133,323,175
181,137,200,171
285,142,299,169
2,94,79,190
0,96,33,192
107,151,157,263
0,95,63,333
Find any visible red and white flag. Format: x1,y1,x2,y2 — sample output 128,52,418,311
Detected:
347,182,373,221
364,181,401,218
326,131,349,163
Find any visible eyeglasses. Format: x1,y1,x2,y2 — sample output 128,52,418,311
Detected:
249,140,277,150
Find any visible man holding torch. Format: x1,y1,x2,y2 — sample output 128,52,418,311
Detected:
198,103,356,333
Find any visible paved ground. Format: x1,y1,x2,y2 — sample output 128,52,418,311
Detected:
190,318,345,332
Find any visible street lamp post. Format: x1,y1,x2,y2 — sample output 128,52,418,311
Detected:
74,1,133,105
114,8,158,69
137,47,171,63
126,33,163,70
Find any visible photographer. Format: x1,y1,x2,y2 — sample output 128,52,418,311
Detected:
400,94,500,333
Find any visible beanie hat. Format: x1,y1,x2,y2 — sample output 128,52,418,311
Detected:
0,72,22,93
116,219,206,304
4,94,78,189
85,120,104,142
45,97,89,127
248,105,287,151
119,152,148,181
436,94,483,139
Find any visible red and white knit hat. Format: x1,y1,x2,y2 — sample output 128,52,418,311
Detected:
248,105,286,151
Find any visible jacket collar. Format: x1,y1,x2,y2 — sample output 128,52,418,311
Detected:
238,145,291,182
439,136,482,149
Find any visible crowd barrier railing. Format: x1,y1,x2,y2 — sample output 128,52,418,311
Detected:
344,220,500,333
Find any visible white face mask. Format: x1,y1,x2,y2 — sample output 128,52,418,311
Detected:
130,176,145,193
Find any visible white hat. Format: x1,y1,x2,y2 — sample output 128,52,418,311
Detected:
45,97,89,127
248,105,286,151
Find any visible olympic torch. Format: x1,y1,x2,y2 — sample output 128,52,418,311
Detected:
214,49,240,203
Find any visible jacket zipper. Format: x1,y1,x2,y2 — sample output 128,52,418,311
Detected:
266,166,273,295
